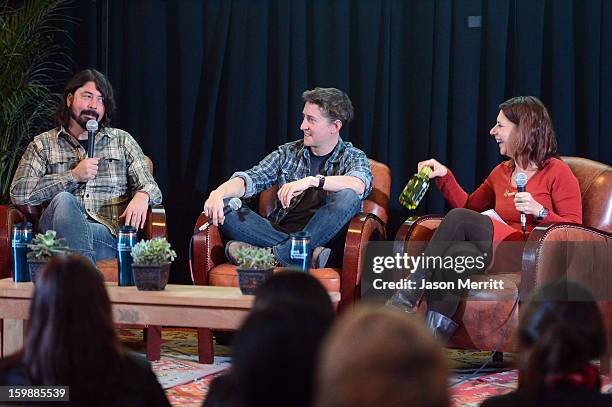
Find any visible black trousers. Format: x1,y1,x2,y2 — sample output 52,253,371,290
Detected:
407,208,494,317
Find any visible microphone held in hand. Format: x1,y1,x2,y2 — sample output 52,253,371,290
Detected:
515,172,528,235
86,120,98,158
199,197,242,231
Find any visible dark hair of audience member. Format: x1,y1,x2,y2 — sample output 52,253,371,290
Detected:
253,269,335,321
22,255,124,402
236,304,334,407
516,279,607,398
204,271,334,407
314,305,449,407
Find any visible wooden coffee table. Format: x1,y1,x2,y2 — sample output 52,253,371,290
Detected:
0,278,339,362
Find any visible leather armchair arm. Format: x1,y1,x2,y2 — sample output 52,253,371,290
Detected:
144,205,167,239
192,212,225,285
394,215,444,257
520,222,612,300
340,213,386,308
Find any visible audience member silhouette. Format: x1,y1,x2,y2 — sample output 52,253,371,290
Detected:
203,270,335,407
314,305,450,407
481,279,612,407
0,255,170,406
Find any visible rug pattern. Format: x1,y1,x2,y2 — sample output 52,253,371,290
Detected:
118,328,612,406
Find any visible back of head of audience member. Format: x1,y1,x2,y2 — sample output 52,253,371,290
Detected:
314,305,449,407
517,279,607,396
23,255,123,397
253,269,335,321
230,304,333,407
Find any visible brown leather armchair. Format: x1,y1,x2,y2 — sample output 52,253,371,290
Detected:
395,157,611,352
0,156,167,360
192,159,391,363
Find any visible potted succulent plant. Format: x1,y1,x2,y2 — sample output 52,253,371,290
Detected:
27,230,69,283
130,237,176,291
235,246,276,294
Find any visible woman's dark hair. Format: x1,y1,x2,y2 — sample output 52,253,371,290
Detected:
230,304,334,407
517,280,607,396
22,255,124,401
253,269,335,323
54,69,116,128
499,96,558,169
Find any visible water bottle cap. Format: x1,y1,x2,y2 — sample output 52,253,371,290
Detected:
290,231,311,240
420,166,433,176
13,222,33,230
117,225,137,234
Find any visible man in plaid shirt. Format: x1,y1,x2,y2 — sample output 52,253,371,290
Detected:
203,87,372,268
10,69,162,264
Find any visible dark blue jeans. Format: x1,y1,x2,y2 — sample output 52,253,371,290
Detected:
38,192,117,265
220,189,362,266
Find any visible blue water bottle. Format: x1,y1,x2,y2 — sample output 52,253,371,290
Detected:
12,222,33,282
289,231,312,272
117,226,138,286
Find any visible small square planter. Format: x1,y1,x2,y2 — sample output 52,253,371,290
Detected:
27,259,48,284
132,262,171,291
237,267,274,295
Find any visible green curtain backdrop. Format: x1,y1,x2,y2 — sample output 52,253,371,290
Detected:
57,0,611,282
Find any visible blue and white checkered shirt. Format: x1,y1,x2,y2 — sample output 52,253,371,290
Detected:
231,138,372,224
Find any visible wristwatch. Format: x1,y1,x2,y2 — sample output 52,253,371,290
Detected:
536,207,549,221
315,174,326,190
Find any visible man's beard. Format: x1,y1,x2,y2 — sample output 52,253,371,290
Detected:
70,108,99,130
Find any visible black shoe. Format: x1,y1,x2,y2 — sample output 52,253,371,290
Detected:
385,291,419,314
425,310,458,343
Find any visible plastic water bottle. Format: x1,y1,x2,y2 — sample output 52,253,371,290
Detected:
117,226,138,286
399,166,433,210
12,222,33,282
289,231,311,272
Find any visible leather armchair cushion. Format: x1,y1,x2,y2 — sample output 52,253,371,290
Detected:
97,259,118,282
209,263,341,292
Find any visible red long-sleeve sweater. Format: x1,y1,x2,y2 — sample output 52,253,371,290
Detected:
434,158,582,242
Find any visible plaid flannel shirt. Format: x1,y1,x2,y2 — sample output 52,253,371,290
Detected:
231,137,372,224
10,126,162,235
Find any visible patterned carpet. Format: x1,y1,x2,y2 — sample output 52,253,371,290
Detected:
118,328,612,406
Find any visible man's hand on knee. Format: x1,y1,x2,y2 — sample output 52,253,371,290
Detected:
277,177,316,208
203,191,227,226
120,191,149,229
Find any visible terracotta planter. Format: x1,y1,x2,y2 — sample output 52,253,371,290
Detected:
132,262,171,291
237,267,274,295
27,259,48,284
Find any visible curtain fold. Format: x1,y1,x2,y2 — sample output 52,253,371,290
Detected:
61,0,611,283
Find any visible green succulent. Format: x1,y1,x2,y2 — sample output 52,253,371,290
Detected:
27,230,69,260
131,237,177,265
235,246,276,270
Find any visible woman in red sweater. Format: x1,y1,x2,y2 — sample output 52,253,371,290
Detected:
388,96,582,341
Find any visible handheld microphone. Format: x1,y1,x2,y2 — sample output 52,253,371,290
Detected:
86,120,98,158
515,172,528,235
198,198,242,231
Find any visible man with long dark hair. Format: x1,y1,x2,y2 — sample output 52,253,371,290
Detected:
10,69,162,264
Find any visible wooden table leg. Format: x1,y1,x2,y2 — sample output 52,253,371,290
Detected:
146,325,162,361
197,328,214,364
2,319,25,357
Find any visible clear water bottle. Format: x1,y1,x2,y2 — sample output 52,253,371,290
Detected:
117,226,138,286
289,231,311,272
399,166,433,210
12,222,33,282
